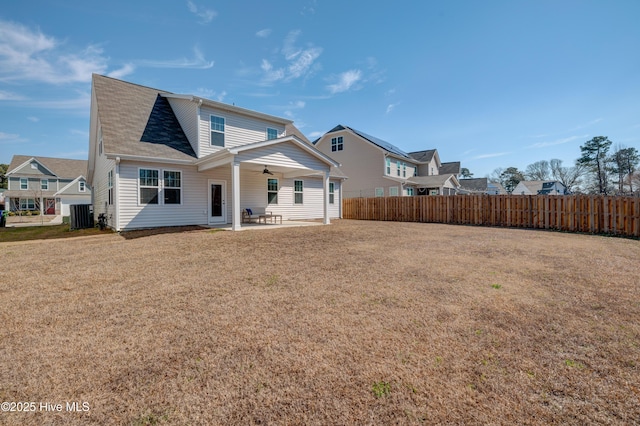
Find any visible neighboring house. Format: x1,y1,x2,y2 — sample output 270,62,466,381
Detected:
458,178,507,195
88,74,344,231
512,180,569,195
313,125,460,198
4,155,91,216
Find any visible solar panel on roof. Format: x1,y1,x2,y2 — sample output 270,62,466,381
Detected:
349,127,410,158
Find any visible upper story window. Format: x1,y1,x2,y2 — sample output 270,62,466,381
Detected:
41,179,48,190
403,163,406,177
267,128,279,140
30,163,38,169
386,158,391,175
396,161,401,176
331,136,343,152
20,178,28,190
414,166,418,177
210,115,225,147
79,181,86,192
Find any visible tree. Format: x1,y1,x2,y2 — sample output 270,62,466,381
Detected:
577,136,613,194
460,167,473,179
525,160,550,181
488,167,504,183
550,159,585,193
609,145,639,194
500,167,525,194
0,163,8,189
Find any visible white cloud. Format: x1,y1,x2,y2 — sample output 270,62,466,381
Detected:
137,46,214,69
187,1,217,24
259,30,322,84
327,69,362,94
0,19,127,84
528,134,588,149
107,63,135,79
256,29,272,38
386,102,400,114
473,152,510,160
27,116,39,122
307,131,324,139
0,90,26,101
0,131,25,144
70,129,89,137
31,91,91,110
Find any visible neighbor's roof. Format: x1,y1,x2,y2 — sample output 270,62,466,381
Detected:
439,161,461,175
408,150,436,162
325,125,411,159
92,74,196,161
517,181,545,193
459,177,489,191
407,174,457,188
7,155,88,178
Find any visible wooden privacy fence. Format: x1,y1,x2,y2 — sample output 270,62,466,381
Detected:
343,195,640,238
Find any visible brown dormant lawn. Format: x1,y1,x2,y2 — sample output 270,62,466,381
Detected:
1,220,638,425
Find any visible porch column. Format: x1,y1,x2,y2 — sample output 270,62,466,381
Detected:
323,170,330,225
232,161,241,231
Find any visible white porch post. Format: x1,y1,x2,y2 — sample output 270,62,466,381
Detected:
323,170,330,225
231,161,241,231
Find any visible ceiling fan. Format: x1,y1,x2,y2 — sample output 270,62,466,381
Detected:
262,165,274,175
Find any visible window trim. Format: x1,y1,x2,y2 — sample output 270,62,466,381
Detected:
331,136,343,152
20,198,36,210
329,182,335,204
266,127,279,140
386,158,391,175
78,181,86,192
389,186,399,196
407,187,414,196
138,168,160,205
210,114,226,147
41,179,49,190
403,163,406,178
267,178,279,205
375,187,384,197
20,178,28,190
294,179,303,204
107,169,114,205
163,169,182,205
397,160,401,177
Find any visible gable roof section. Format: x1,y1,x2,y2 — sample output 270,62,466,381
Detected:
439,161,461,175
408,150,436,162
326,125,411,159
92,74,195,161
407,174,459,188
459,177,489,191
7,155,87,178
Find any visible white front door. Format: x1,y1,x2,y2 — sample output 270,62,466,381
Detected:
208,180,226,224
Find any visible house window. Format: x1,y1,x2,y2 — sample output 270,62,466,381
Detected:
164,171,182,204
20,178,28,190
386,158,391,175
267,128,279,140
20,198,36,210
403,163,406,177
407,187,414,196
267,178,278,204
294,180,303,204
41,179,48,190
79,181,86,192
30,163,38,169
414,166,418,177
389,186,399,196
139,169,159,205
107,170,113,205
397,161,401,176
329,182,335,204
375,187,384,197
331,136,343,152
210,115,225,147
99,128,103,156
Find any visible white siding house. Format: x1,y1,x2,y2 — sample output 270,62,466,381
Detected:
87,75,344,231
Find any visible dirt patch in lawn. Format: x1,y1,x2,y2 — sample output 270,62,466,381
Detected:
1,220,639,425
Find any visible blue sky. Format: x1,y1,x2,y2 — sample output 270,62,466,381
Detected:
1,1,639,177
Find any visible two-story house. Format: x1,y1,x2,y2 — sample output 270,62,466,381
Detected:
88,75,344,231
4,155,91,216
313,125,460,198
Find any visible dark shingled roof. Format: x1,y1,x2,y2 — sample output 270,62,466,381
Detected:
459,177,489,191
93,74,196,160
439,161,461,175
408,149,436,162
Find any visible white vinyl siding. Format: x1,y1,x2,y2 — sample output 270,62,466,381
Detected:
198,105,286,157
237,141,327,171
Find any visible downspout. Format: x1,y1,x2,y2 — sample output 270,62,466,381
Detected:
115,156,121,232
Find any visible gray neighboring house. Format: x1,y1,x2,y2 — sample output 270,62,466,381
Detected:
512,180,569,195
458,178,507,195
314,125,461,198
4,155,91,216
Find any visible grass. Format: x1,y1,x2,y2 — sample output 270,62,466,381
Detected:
1,219,639,424
0,224,110,242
